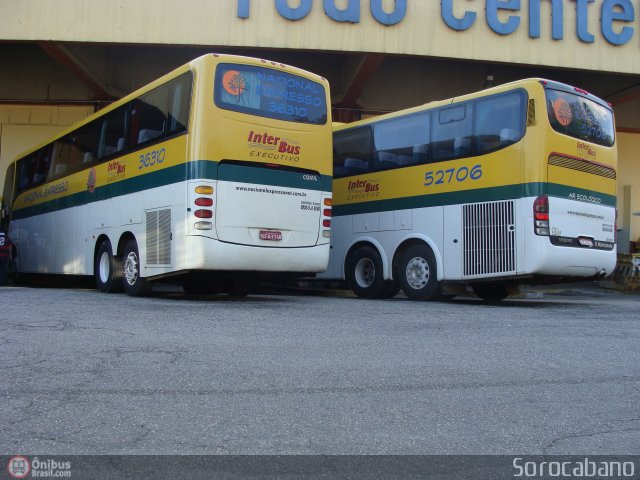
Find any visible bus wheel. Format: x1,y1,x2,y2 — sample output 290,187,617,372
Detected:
398,244,441,301
122,239,151,297
95,240,123,293
472,284,509,303
346,246,386,299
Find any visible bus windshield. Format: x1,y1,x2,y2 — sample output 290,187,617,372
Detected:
545,88,614,147
215,63,327,125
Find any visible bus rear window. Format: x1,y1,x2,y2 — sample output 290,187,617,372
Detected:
545,88,614,147
214,63,327,125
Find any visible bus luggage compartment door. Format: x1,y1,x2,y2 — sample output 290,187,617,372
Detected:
215,162,322,247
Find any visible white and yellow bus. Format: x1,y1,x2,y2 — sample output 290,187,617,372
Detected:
322,79,616,301
2,54,333,296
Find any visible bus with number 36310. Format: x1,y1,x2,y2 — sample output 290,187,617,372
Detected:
2,54,333,296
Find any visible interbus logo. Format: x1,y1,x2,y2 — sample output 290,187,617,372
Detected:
247,130,301,155
346,179,380,201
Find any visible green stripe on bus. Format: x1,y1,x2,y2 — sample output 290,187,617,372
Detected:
547,183,616,207
333,182,615,217
216,162,332,191
12,160,332,220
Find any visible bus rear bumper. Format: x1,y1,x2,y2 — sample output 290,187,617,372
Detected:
524,240,616,278
180,236,330,273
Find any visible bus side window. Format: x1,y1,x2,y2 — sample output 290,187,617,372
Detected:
99,106,128,159
168,72,193,135
372,112,429,169
51,139,71,179
432,104,473,162
475,91,526,155
333,126,373,178
72,122,99,168
3,163,15,208
130,85,169,148
32,147,52,185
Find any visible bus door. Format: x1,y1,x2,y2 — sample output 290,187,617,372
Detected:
214,161,323,248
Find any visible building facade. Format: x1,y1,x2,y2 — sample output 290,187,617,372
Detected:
1,0,639,249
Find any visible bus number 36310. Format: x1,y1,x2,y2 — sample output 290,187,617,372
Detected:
138,148,167,170
424,164,483,187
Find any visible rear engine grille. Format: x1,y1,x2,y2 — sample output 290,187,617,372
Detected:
146,209,171,265
463,200,516,277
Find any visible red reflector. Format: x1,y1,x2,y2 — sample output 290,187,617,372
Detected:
194,209,212,219
195,197,213,207
323,219,331,228
535,213,549,221
323,208,332,217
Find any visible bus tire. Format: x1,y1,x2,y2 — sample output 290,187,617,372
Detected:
122,239,151,297
346,246,387,299
95,240,123,293
398,244,441,301
472,284,509,303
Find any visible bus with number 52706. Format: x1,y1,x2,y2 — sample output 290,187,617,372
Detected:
321,79,616,302
2,54,333,295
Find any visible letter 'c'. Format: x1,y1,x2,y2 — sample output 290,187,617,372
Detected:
441,0,476,31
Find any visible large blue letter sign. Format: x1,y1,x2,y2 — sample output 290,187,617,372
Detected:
601,0,635,45
528,0,563,40
276,0,313,20
486,0,521,35
370,0,407,26
441,0,476,31
324,0,360,23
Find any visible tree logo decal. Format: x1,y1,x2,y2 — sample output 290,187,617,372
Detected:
223,70,247,96
553,98,573,127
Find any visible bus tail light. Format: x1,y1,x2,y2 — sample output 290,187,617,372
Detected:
195,185,214,195
534,195,550,236
195,197,214,207
194,221,213,231
193,185,215,228
321,197,332,238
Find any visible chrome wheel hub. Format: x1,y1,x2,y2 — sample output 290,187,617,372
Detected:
406,256,429,290
354,258,375,288
124,252,139,286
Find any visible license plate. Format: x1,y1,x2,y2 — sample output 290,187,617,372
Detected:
578,236,594,247
259,230,282,241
